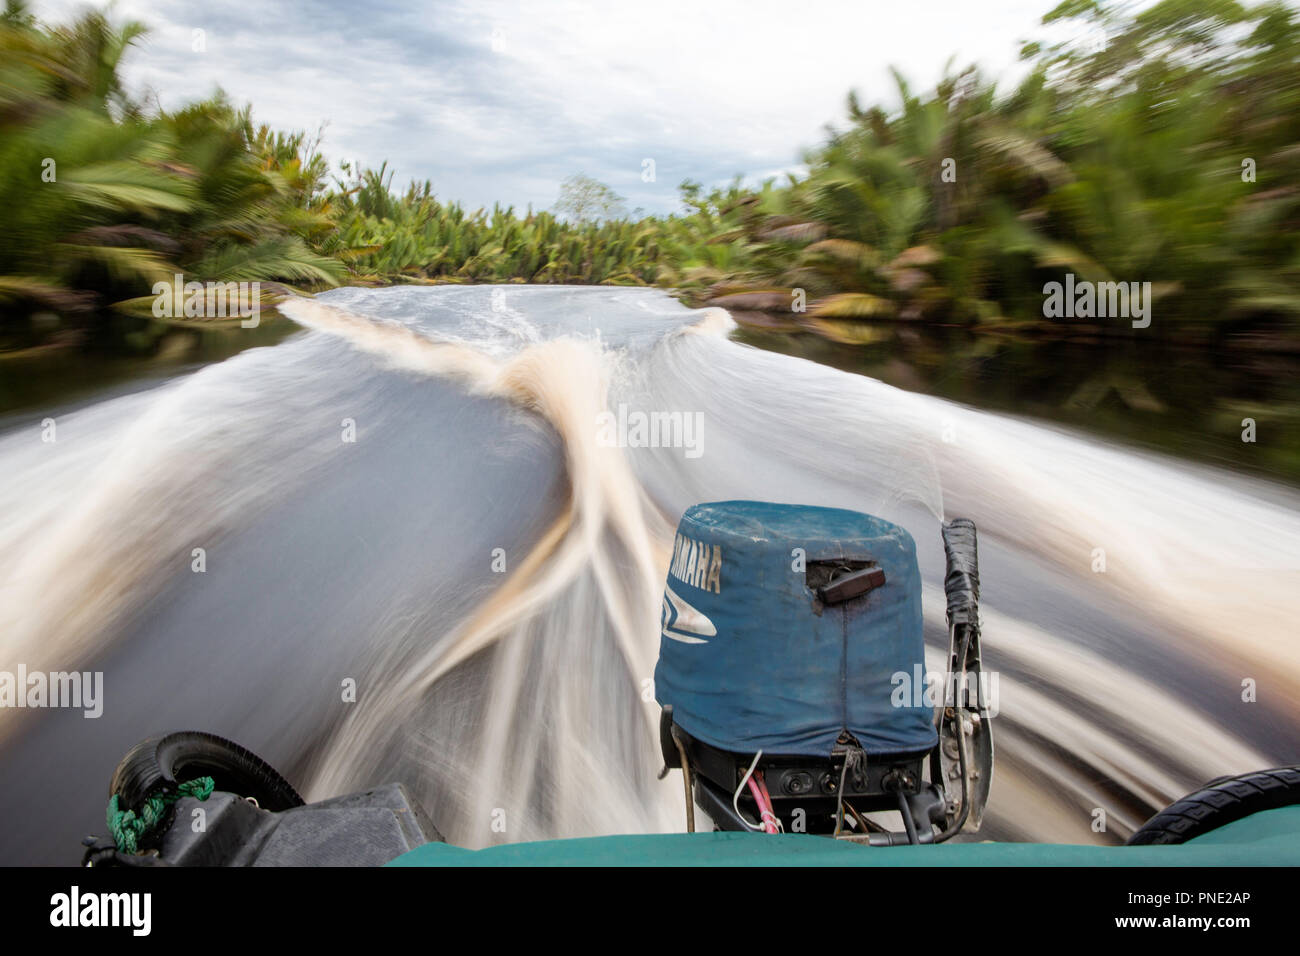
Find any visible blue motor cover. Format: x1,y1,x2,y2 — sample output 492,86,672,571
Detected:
654,501,936,757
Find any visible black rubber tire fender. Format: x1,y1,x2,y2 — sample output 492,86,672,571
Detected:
109,731,305,813
1127,766,1300,845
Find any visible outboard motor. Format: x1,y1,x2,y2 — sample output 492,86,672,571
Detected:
655,500,993,844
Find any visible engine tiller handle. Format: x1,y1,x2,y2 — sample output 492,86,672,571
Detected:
941,518,980,626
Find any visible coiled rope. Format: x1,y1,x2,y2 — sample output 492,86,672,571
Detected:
105,777,215,854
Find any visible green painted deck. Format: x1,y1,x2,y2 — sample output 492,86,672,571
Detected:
389,806,1300,866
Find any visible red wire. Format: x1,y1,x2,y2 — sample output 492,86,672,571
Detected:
754,771,779,834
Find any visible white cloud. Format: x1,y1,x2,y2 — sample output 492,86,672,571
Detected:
33,0,1073,214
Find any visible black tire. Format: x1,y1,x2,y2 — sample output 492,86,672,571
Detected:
109,731,305,814
1127,766,1300,845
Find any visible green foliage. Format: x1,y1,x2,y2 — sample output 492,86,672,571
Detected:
3,0,1299,354
0,3,343,348
323,168,667,285
672,0,1300,335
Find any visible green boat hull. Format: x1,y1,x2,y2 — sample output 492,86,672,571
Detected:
389,806,1300,867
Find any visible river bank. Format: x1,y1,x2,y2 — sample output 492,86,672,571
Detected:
5,289,1299,487
736,318,1300,486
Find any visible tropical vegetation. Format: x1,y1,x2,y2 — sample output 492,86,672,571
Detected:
1,0,1298,355
667,0,1300,341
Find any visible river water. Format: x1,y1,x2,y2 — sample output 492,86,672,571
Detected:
0,286,1296,864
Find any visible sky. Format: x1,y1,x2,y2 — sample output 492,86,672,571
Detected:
34,0,1083,216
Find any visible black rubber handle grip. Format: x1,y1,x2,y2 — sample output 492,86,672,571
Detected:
942,518,980,623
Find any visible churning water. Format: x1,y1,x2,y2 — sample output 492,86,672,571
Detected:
1,286,1296,864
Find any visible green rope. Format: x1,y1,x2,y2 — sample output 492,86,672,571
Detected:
106,777,215,855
